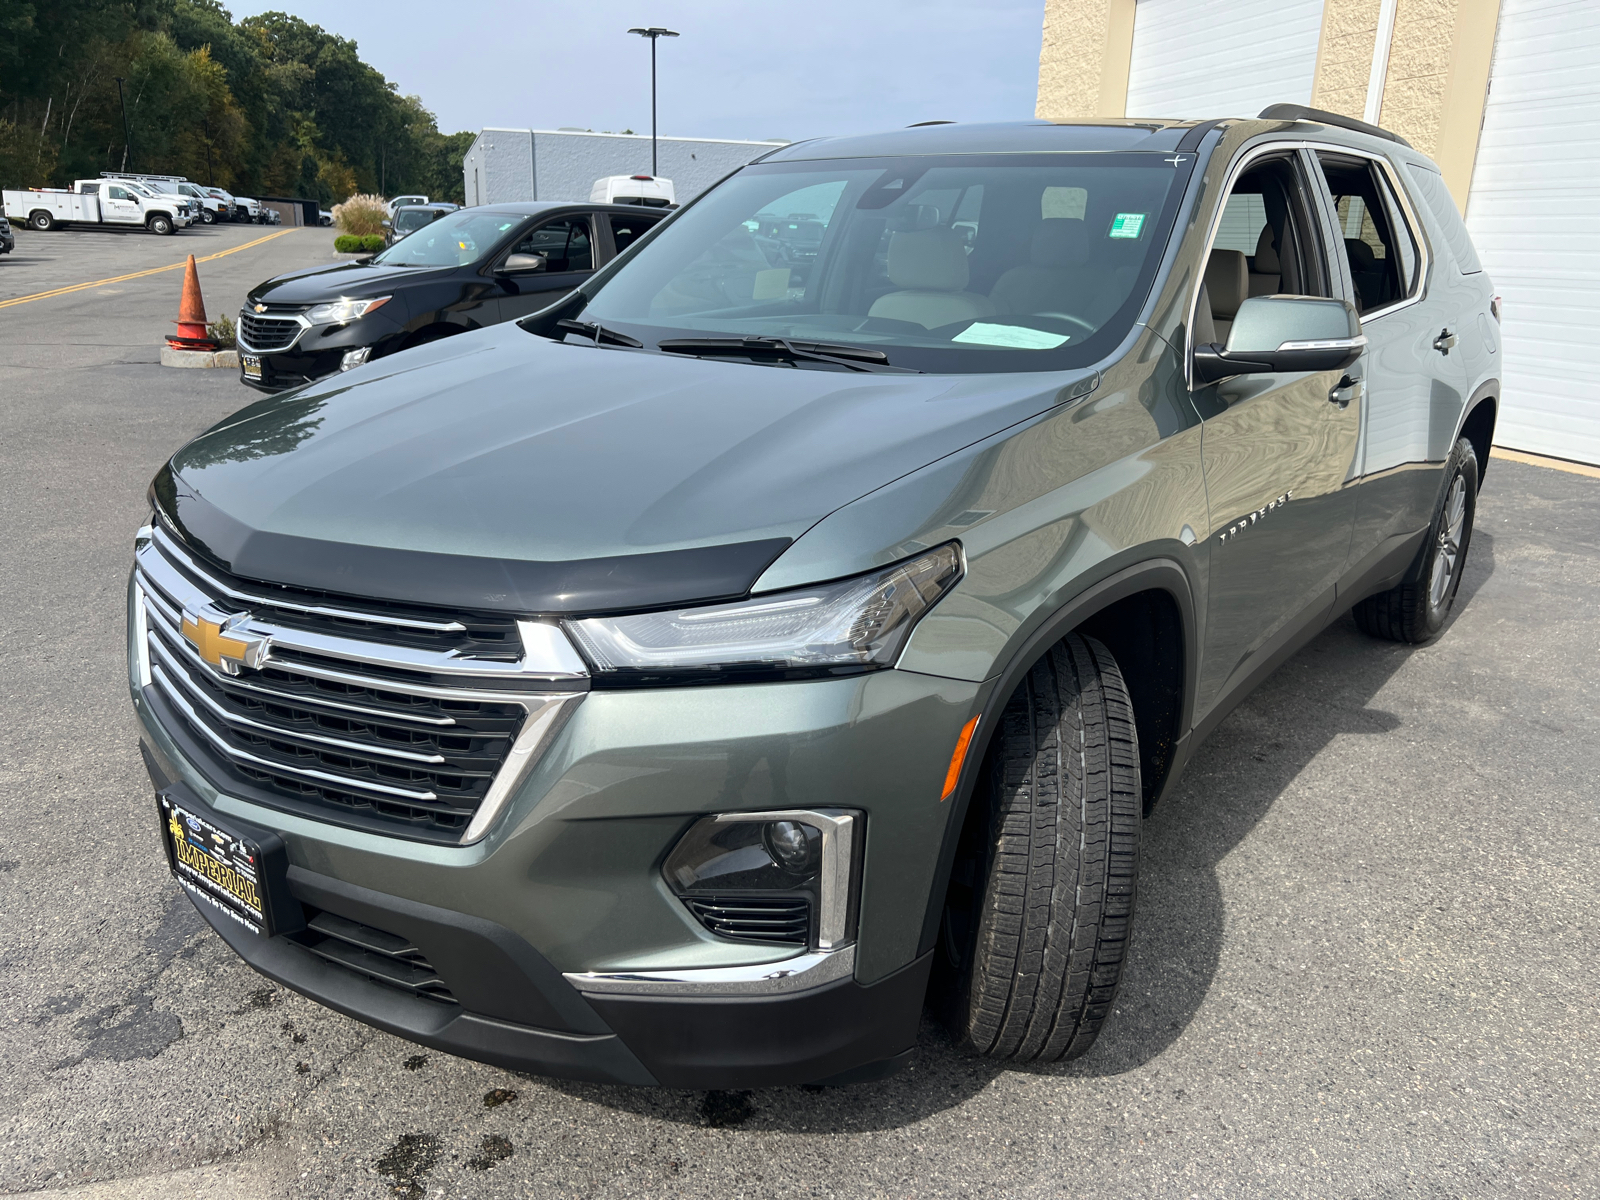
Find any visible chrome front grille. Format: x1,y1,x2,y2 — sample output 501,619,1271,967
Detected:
237,311,306,352
134,524,585,844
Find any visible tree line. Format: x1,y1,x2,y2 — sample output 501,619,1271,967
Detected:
0,0,472,204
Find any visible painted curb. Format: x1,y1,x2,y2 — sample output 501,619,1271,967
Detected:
160,346,240,369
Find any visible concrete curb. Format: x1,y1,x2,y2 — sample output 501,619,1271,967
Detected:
160,347,239,369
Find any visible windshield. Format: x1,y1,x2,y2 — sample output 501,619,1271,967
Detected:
576,153,1187,373
371,209,523,267
394,207,444,234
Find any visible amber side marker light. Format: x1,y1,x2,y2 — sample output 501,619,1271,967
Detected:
941,715,981,800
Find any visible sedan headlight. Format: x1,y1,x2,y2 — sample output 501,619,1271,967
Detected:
564,542,962,683
305,296,391,324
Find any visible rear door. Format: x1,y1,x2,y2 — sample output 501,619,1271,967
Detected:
603,210,662,263
492,214,597,321
1312,150,1465,577
1191,146,1362,719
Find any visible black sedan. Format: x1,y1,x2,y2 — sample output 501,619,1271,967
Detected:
236,202,664,392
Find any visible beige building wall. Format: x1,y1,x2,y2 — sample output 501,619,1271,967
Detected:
1035,0,1503,210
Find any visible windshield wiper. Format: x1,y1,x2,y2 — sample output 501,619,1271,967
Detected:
655,335,919,374
557,318,643,348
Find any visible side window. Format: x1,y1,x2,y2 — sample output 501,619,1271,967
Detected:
1403,162,1481,274
511,218,593,273
608,213,657,257
108,186,129,200
1196,155,1330,347
1316,154,1419,313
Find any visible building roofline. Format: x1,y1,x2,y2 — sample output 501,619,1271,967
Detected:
471,127,785,146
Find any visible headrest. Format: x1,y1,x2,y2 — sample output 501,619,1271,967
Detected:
1254,225,1280,272
886,227,970,291
1031,218,1090,267
1344,237,1378,270
1205,249,1249,318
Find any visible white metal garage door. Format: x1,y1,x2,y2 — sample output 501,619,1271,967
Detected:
1125,0,1325,119
1464,0,1600,465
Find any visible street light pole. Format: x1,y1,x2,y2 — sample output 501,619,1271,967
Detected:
114,76,133,171
626,27,678,177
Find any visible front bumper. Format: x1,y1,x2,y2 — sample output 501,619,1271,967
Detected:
237,315,406,392
133,607,980,1085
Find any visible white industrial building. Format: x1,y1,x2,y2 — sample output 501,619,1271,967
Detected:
461,129,785,208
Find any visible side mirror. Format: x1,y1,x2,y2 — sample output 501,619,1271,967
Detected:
1194,295,1365,384
502,252,548,273
381,219,391,228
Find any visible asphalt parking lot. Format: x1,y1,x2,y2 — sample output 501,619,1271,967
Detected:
1,224,1595,1200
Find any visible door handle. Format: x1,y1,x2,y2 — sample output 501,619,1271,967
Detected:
1433,328,1457,354
1329,374,1363,408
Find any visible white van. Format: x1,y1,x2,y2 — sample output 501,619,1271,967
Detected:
589,175,675,208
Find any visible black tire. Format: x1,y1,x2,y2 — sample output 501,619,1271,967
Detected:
1353,435,1479,643
148,213,174,236
201,208,216,225
934,633,1141,1063
30,210,54,231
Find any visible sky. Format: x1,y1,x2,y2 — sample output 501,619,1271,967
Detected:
227,0,1046,143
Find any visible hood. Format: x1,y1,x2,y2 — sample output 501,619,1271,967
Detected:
248,261,450,306
160,323,1092,612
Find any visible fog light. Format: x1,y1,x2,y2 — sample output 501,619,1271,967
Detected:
663,809,860,949
339,346,371,371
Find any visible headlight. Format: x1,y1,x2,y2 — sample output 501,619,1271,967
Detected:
564,542,962,683
305,296,391,324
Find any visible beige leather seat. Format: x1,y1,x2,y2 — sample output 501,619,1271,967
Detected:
1205,249,1249,342
989,218,1137,326
1249,226,1281,297
868,227,994,329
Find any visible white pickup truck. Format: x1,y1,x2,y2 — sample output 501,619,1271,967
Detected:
2,179,192,234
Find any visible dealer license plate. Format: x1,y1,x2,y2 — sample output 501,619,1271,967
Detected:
159,791,276,935
241,354,262,380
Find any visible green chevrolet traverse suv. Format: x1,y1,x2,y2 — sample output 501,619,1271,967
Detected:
130,106,1498,1088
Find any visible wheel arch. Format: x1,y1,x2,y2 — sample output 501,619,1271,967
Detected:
1457,380,1498,489
915,557,1197,958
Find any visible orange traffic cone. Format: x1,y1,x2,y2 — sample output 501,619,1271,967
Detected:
168,254,218,350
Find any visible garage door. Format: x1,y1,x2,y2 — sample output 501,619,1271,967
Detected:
1464,0,1600,464
1125,0,1326,119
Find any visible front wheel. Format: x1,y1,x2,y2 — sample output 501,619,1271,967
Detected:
148,214,174,236
201,209,216,225
1354,435,1479,643
933,633,1141,1063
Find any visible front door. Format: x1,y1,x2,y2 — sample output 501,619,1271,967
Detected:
101,184,143,224
493,215,597,321
1192,149,1363,718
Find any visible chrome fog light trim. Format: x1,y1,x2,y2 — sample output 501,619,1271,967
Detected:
715,809,857,949
339,346,372,371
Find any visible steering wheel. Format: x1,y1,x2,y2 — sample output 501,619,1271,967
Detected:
1032,312,1098,336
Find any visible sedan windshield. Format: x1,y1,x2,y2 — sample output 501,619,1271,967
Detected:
576,153,1187,373
371,209,524,267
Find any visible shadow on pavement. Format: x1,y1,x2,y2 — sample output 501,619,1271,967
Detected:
546,534,1497,1130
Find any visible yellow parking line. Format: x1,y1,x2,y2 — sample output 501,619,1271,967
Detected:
1491,446,1600,480
0,229,299,310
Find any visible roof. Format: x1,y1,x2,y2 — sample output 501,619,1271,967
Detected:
762,120,1204,161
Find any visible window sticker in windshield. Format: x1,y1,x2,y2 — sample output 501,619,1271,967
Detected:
1109,212,1146,239
952,323,1071,350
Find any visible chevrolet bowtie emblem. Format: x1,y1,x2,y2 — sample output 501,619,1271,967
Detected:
181,608,268,675
253,303,267,313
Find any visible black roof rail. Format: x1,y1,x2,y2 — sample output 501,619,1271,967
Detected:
1257,104,1412,148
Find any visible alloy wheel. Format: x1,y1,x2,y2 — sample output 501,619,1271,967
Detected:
1430,473,1467,609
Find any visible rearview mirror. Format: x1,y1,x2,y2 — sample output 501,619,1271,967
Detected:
1194,295,1364,384
502,252,548,273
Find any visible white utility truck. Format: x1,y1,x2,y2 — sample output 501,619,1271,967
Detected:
2,179,191,234
101,172,226,224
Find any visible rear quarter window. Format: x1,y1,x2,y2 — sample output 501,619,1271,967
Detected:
1403,163,1483,275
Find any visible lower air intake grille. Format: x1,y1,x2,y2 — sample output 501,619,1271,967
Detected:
684,895,811,945
297,911,457,1004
